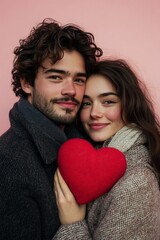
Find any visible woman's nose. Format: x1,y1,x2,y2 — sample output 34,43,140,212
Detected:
90,105,103,118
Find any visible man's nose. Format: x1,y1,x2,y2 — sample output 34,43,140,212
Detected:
61,79,76,96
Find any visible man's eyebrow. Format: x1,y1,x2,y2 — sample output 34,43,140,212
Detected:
43,68,67,74
43,68,87,77
77,72,87,77
83,92,118,99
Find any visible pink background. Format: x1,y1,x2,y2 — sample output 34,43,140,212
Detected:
1,0,160,135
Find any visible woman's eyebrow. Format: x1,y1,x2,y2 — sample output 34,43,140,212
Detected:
83,92,118,99
99,92,118,97
83,95,91,99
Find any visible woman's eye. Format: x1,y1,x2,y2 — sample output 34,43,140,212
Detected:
81,102,91,108
103,99,117,106
104,100,114,104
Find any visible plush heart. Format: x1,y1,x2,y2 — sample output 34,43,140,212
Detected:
58,138,126,204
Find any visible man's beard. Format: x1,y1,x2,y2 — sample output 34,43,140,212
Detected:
32,90,80,124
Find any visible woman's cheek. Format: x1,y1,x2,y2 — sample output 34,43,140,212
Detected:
106,108,121,121
80,110,89,123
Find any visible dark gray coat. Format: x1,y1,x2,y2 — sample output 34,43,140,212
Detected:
0,98,81,240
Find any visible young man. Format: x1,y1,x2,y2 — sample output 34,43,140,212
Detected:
0,18,102,240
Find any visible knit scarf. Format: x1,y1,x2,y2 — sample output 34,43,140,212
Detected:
103,125,142,153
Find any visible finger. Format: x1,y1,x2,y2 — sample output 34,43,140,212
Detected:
54,171,58,194
54,171,59,201
56,170,77,203
57,169,71,194
56,169,68,197
54,170,65,200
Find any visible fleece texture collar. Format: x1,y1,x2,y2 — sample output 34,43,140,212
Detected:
9,98,82,164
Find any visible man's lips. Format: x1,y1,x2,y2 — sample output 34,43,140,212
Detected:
88,123,110,130
55,100,78,109
51,96,80,110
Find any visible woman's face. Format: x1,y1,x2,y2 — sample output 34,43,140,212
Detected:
80,74,125,142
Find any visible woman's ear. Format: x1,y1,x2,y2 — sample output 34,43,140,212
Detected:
20,78,33,94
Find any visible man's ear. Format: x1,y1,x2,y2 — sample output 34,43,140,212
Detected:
20,78,33,94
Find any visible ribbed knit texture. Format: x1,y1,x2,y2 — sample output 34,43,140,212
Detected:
106,125,142,153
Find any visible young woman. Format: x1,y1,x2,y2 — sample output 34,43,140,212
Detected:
53,59,160,239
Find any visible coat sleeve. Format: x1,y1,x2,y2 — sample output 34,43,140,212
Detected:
0,158,42,239
0,149,59,240
52,167,159,240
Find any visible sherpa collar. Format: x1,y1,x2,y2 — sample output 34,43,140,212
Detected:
9,98,81,164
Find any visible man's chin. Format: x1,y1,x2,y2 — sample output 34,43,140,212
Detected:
52,114,76,124
60,108,78,121
62,115,77,124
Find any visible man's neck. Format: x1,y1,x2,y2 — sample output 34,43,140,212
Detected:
58,124,65,131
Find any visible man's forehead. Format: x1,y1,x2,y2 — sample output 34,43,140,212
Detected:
41,56,86,77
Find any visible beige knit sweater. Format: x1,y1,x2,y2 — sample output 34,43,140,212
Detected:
53,127,160,239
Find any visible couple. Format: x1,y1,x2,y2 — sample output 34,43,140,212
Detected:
0,18,160,239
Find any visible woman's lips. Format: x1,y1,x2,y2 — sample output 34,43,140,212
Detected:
89,123,109,130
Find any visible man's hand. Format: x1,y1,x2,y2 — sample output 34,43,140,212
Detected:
54,169,86,225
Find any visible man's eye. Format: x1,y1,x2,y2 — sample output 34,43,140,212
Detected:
48,75,61,80
75,78,86,85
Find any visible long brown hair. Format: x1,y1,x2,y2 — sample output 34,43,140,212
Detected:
86,59,160,184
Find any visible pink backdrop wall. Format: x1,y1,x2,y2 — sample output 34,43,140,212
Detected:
1,0,160,135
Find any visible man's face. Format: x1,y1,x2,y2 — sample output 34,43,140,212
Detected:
22,50,87,126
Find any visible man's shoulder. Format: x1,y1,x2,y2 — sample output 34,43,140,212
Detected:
0,127,36,164
0,128,15,148
0,127,26,147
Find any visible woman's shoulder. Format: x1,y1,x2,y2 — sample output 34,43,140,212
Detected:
120,133,157,190
124,133,150,168
112,165,160,203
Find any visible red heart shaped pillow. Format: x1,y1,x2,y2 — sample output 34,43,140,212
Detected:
58,138,126,204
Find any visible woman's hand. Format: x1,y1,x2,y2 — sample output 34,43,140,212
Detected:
54,169,86,225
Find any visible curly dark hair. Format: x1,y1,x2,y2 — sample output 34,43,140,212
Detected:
82,59,160,185
12,18,103,98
